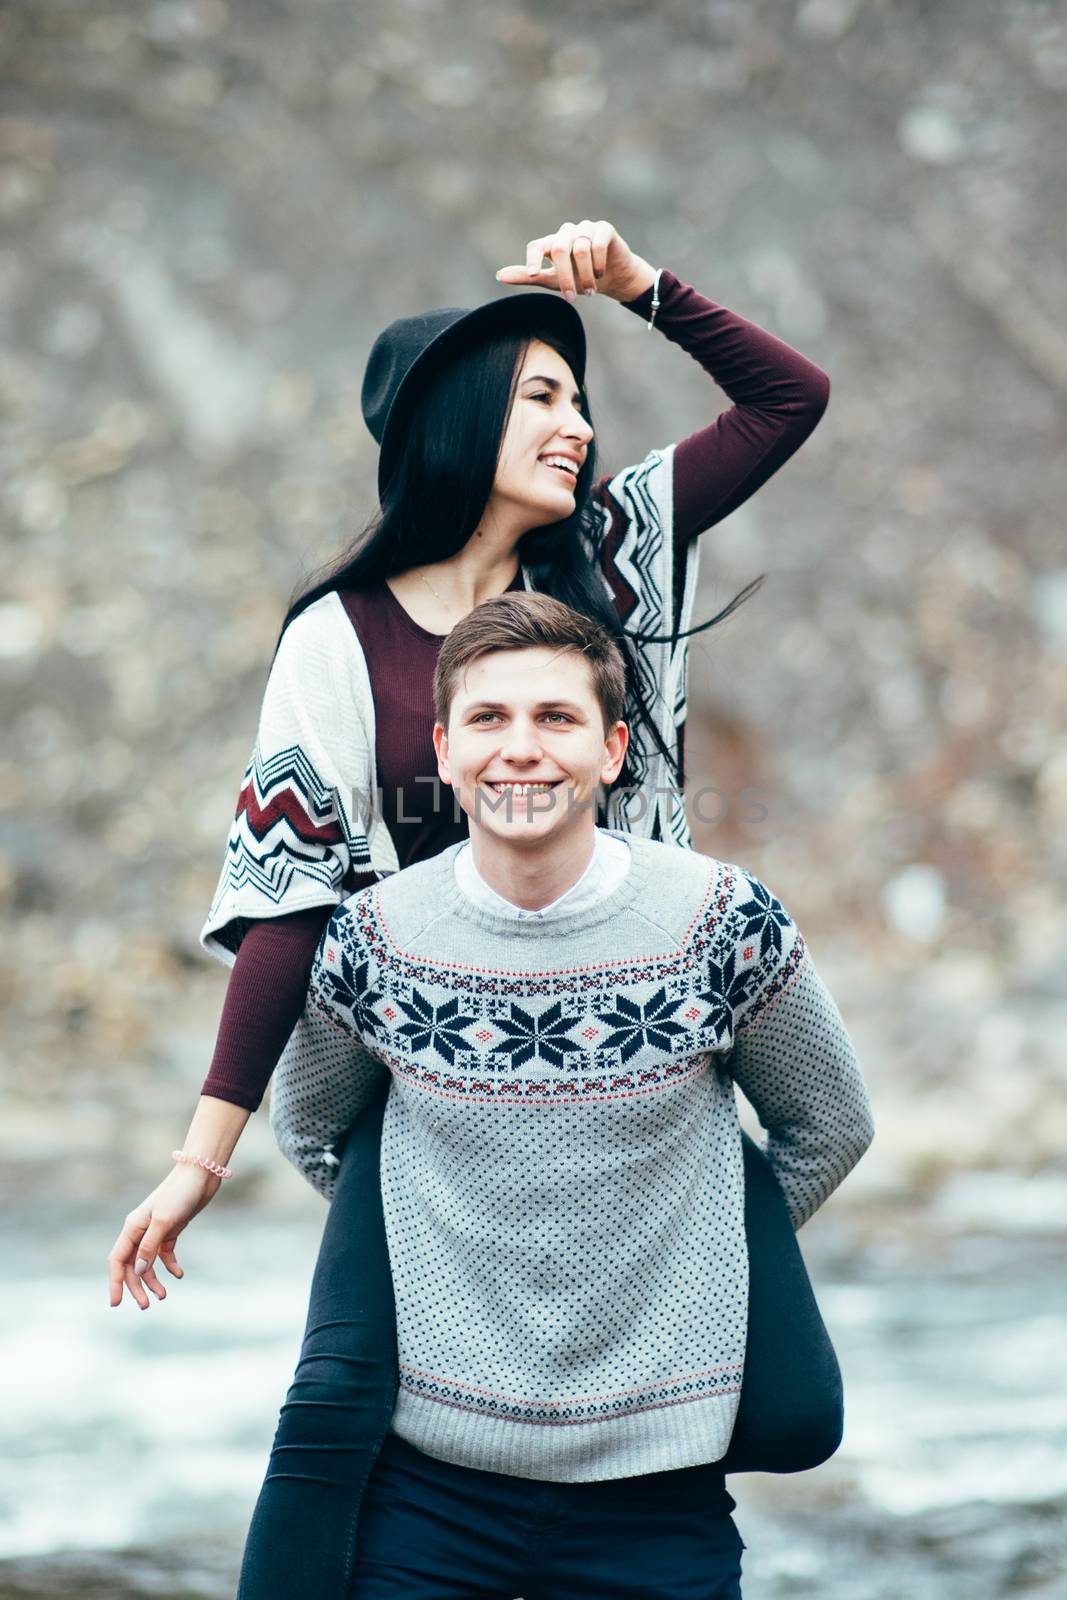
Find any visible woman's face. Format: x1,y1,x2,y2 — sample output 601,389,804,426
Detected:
492,339,594,527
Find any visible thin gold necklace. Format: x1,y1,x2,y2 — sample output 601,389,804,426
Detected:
415,568,461,619
414,559,520,619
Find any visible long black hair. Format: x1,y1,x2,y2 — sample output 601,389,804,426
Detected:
281,318,762,794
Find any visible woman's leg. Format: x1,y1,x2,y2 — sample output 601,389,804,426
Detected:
719,1130,843,1474
236,1078,398,1600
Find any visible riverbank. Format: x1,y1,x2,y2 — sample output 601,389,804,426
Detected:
3,1208,1063,1600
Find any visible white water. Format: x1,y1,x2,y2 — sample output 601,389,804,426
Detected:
1,1195,1064,1597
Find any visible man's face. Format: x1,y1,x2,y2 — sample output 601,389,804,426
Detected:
433,647,627,849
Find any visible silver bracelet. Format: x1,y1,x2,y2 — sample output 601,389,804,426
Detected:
646,267,663,332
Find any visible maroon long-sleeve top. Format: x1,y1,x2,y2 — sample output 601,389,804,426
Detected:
202,269,829,1111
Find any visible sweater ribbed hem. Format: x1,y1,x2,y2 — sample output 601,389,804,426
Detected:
389,1383,741,1483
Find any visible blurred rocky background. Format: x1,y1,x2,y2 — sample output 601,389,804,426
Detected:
1,0,1065,1594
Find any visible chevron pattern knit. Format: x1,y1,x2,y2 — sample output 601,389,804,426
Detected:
270,834,874,1482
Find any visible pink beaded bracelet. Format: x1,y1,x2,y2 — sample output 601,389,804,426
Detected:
172,1150,233,1180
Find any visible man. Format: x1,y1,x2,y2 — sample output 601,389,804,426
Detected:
271,591,874,1600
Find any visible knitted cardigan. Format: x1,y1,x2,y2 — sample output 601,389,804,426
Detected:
269,834,874,1481
200,446,696,966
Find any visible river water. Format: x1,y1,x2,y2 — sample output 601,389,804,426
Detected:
1,1188,1064,1599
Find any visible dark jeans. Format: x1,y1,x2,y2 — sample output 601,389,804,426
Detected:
237,1081,840,1599
236,1078,398,1600
349,1430,744,1600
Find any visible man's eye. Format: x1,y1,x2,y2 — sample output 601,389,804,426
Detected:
472,712,497,723
545,712,572,723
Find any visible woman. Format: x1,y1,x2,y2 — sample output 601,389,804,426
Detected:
106,220,834,1588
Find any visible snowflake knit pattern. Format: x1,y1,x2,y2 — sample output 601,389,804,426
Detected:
270,831,874,1482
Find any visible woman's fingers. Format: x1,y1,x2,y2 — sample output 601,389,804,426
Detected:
495,263,555,285
108,1167,217,1307
138,1260,168,1301
589,220,616,282
497,223,621,300
107,1228,152,1310
107,1212,148,1307
571,220,601,294
570,236,595,294
526,236,551,277
123,1260,151,1310
496,232,558,289
157,1241,185,1279
107,1208,178,1306
134,1213,190,1296
548,222,581,301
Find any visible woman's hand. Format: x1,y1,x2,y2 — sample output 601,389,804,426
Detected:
496,221,657,306
107,1162,220,1310
107,1095,249,1308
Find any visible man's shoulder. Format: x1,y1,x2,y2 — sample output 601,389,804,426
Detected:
333,850,458,937
624,834,704,867
621,838,790,931
620,833,721,892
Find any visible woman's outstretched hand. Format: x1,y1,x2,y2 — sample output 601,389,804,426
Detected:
495,220,657,306
107,1094,250,1308
107,1162,219,1309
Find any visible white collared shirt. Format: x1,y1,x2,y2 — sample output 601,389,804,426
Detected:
454,828,631,921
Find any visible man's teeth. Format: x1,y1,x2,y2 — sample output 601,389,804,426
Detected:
488,782,558,795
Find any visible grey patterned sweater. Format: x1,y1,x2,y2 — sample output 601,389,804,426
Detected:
270,832,874,1482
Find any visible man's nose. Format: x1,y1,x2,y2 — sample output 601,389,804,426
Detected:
500,718,543,759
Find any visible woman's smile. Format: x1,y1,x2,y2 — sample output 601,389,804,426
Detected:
538,452,582,483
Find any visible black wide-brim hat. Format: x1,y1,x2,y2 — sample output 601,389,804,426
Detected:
361,291,587,499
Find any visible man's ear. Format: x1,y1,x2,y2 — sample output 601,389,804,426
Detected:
601,720,629,785
432,722,452,785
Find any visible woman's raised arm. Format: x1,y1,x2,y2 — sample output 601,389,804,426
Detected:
619,269,830,544
495,220,830,548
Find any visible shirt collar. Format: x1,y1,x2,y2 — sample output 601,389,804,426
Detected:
454,829,631,921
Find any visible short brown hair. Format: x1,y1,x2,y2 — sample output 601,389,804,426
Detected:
433,592,626,734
